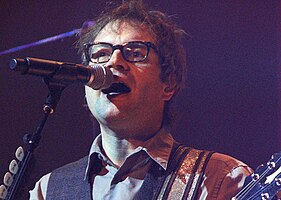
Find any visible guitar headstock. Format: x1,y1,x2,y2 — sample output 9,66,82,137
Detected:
0,146,25,200
233,152,281,200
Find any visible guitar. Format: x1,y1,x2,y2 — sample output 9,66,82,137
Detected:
1,148,281,199
233,152,281,200
0,146,25,200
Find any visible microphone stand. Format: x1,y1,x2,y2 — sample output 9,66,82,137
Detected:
6,79,65,200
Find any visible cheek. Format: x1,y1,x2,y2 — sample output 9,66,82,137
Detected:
85,86,98,110
136,67,165,96
135,80,166,108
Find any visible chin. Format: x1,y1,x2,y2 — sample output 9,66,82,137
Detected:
94,108,124,123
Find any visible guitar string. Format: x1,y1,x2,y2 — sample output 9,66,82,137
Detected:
235,168,272,199
248,182,274,200
235,154,281,199
247,166,281,199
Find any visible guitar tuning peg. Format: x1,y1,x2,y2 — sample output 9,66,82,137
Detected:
261,192,270,200
254,163,265,174
275,178,281,186
256,163,264,170
3,172,13,187
271,152,280,159
251,173,260,181
15,146,24,161
9,159,19,175
0,184,7,199
267,161,276,169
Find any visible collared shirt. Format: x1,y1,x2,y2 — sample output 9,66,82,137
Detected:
85,128,174,200
29,129,252,199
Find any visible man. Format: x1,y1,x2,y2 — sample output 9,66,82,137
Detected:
30,1,252,199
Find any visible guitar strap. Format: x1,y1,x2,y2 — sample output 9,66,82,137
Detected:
155,145,214,200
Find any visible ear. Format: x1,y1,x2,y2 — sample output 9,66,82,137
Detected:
162,75,177,101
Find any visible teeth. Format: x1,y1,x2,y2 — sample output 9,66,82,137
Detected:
109,92,120,95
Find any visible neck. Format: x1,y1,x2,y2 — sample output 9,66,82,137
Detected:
99,125,161,167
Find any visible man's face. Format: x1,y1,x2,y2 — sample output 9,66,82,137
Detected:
85,21,174,139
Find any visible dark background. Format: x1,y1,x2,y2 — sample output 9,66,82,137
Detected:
0,1,280,199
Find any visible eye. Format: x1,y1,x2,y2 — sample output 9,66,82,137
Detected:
131,50,144,58
90,46,111,63
91,51,109,59
124,47,146,61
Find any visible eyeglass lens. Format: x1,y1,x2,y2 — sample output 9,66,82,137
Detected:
89,42,149,63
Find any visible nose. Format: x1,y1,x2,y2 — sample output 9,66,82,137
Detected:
105,49,130,72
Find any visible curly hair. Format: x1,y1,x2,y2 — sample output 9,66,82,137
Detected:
77,0,187,127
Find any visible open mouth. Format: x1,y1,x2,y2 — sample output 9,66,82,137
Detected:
102,82,131,95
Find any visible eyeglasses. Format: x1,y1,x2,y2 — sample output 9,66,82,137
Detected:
84,41,158,64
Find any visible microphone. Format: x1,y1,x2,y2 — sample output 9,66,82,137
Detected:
9,57,113,90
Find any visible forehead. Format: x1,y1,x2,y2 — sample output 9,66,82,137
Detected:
94,20,156,44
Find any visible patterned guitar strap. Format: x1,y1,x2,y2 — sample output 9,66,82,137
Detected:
154,144,214,200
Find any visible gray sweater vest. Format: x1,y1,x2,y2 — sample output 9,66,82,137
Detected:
46,156,166,200
46,156,92,199
46,145,212,200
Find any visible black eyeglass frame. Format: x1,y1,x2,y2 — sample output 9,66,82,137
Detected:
83,41,159,64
